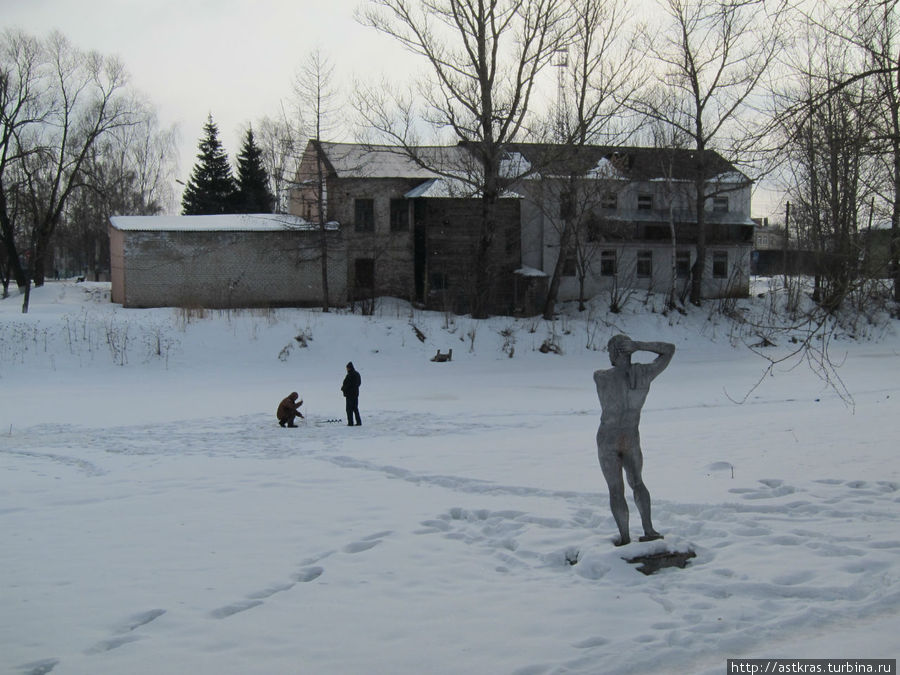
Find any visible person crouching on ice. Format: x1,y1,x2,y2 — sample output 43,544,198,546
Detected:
277,392,304,427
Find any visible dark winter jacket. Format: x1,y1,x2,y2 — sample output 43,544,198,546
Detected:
277,393,303,422
342,368,361,398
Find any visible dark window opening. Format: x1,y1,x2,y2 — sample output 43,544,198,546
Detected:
390,199,409,232
637,250,652,278
600,250,617,277
676,250,691,278
562,256,577,276
602,192,617,210
642,224,669,241
430,272,448,291
355,258,375,288
354,199,375,232
637,193,653,211
560,191,574,220
712,196,729,213
713,251,728,278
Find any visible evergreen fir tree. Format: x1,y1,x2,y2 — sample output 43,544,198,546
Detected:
181,114,236,215
233,126,275,213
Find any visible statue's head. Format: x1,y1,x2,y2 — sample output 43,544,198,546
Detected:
607,334,631,366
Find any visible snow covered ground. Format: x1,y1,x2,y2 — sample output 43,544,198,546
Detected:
1,281,898,675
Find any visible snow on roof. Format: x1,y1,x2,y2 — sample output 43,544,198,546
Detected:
500,152,532,179
586,157,627,180
404,178,465,199
110,214,326,232
711,171,751,184
403,178,522,199
515,266,548,277
319,142,469,180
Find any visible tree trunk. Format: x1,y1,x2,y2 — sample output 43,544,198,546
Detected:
690,174,706,306
892,108,900,302
668,202,677,310
316,153,330,312
543,217,574,319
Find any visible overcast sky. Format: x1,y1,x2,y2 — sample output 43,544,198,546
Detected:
2,0,413,184
3,0,783,217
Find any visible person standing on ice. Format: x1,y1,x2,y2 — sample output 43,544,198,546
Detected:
594,335,675,546
277,392,304,427
342,362,362,426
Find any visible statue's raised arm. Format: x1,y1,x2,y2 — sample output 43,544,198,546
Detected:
628,340,675,382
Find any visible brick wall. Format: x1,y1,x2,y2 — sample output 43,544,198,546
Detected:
117,229,347,308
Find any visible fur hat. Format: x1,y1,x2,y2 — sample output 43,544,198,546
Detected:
346,361,354,369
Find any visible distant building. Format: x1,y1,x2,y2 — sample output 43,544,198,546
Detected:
109,142,755,312
109,214,346,308
292,141,754,313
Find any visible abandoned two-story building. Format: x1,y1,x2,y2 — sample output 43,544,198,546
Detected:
291,141,521,313
292,140,754,313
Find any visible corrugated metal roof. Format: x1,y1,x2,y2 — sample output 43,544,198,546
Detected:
109,214,329,232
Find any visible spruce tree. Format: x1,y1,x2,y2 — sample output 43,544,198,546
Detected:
181,114,236,215
233,126,275,213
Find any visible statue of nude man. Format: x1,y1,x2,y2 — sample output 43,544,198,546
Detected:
594,335,675,546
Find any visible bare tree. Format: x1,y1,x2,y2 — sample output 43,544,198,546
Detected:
628,0,785,305
1,31,138,312
0,29,42,293
59,106,177,280
293,49,342,312
255,114,300,214
853,1,900,302
359,0,568,318
778,12,878,312
540,0,638,319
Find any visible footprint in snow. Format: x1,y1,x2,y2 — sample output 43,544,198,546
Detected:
208,599,264,619
84,634,141,654
293,566,324,582
114,608,166,633
343,530,393,554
